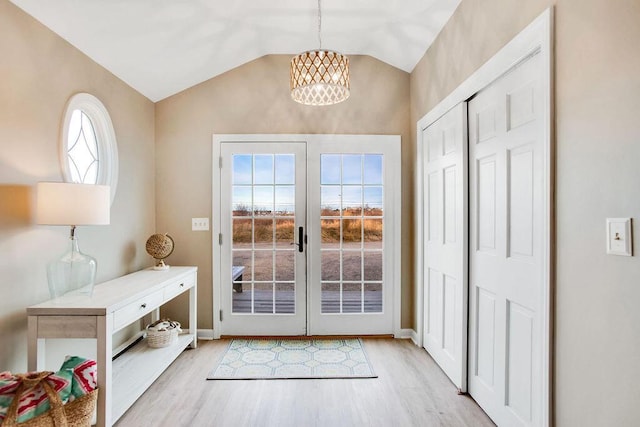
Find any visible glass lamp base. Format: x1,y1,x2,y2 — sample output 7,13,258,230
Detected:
47,236,97,298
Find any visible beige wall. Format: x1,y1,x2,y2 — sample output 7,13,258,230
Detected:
4,0,639,422
0,0,156,372
411,0,640,424
155,55,413,329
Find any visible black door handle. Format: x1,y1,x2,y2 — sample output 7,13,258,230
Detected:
298,226,304,253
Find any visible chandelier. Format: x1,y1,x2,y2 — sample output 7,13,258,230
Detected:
290,0,350,106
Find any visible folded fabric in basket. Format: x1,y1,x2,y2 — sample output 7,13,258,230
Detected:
60,356,98,400
0,370,72,423
0,356,97,424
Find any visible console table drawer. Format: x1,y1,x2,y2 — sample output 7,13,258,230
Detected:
113,289,164,331
163,273,195,302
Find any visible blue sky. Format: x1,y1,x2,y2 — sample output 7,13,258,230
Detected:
232,154,383,213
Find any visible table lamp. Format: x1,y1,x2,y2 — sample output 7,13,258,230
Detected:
36,182,110,297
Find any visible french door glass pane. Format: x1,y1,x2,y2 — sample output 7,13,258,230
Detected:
342,155,362,184
275,251,294,281
233,155,252,185
342,219,362,243
342,283,362,313
254,282,274,313
275,219,294,247
363,219,383,246
253,187,273,214
254,251,273,281
254,155,273,184
275,283,294,314
320,155,341,185
363,154,383,184
342,251,362,281
320,154,384,314
321,283,340,313
364,283,382,313
231,153,296,314
321,187,341,216
275,155,295,184
364,187,383,213
275,186,294,215
342,187,362,215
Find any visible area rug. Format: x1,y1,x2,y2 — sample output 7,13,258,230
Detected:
207,338,377,380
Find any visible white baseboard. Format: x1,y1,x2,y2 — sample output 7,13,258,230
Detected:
395,328,420,346
197,329,215,340
409,329,420,346
197,328,417,342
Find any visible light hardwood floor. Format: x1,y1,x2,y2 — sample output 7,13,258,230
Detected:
115,338,494,427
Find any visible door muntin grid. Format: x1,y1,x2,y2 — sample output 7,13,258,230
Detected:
320,154,384,314
231,153,297,314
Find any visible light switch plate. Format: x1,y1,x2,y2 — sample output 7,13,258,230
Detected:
606,218,632,256
192,217,209,231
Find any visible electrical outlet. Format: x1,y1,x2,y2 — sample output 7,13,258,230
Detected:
192,217,209,231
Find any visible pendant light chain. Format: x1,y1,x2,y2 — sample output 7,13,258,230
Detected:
318,0,322,50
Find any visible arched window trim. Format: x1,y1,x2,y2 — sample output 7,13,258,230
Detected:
60,93,118,204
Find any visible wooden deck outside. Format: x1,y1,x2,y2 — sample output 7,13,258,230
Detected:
232,289,383,313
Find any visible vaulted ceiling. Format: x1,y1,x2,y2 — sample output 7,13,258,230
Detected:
10,0,461,101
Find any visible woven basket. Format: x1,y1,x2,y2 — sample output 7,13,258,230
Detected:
2,371,98,427
146,319,181,348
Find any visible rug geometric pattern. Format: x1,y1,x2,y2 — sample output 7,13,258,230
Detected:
207,339,377,380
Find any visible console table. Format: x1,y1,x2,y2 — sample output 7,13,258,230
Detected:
27,266,197,427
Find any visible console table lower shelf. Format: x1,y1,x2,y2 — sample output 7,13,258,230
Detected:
27,266,198,427
112,333,194,422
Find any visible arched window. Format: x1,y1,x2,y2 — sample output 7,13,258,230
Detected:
61,93,118,202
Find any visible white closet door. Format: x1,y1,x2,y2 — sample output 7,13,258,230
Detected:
468,51,544,426
422,103,468,391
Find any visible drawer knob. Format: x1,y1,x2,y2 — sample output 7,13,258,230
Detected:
141,303,147,309
180,283,184,287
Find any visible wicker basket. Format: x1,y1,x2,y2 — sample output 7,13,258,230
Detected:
146,319,181,348
2,371,98,427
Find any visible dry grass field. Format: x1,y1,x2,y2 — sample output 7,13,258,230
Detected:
232,208,383,245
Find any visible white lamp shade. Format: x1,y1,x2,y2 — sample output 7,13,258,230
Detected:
37,182,110,226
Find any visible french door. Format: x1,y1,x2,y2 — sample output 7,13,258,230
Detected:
213,135,400,337
307,138,398,335
218,142,307,335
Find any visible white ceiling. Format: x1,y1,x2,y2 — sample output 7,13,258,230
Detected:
10,0,461,102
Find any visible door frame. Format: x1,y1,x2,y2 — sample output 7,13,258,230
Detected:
415,8,553,425
212,134,402,338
